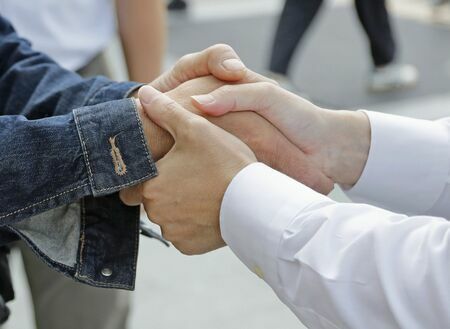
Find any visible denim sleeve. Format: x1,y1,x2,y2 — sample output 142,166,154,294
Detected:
0,15,156,223
0,15,139,117
0,15,156,290
0,98,156,224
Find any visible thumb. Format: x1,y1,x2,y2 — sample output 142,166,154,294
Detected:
138,85,195,139
191,82,281,116
151,44,246,92
119,185,143,206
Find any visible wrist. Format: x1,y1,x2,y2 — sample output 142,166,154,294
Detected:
323,109,371,187
135,98,174,161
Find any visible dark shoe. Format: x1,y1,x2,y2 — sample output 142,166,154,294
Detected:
168,0,187,11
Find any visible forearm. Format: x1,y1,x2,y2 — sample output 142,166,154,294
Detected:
116,0,166,82
0,16,139,118
0,99,157,225
221,163,450,328
344,112,450,216
321,109,371,187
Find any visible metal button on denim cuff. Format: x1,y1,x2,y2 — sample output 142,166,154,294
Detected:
101,268,113,277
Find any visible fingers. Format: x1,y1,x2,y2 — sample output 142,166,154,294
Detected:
119,185,143,206
242,70,279,86
151,44,246,92
191,82,281,116
138,85,197,138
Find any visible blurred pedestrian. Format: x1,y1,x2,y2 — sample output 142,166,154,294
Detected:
269,0,418,92
0,0,166,82
168,0,187,11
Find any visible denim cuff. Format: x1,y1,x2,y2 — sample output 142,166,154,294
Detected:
73,98,157,197
84,81,142,106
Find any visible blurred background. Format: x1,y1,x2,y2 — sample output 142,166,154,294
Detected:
3,0,450,328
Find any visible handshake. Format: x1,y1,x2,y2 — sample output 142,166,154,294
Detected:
119,44,371,255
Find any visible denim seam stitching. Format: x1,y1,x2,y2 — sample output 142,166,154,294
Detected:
93,174,157,192
76,198,87,274
74,199,133,289
73,111,96,190
130,98,155,171
8,227,74,271
76,274,132,289
131,206,140,287
73,100,157,194
91,98,157,192
0,184,89,220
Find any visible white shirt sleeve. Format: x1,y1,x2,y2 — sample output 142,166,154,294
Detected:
345,111,450,218
220,163,450,329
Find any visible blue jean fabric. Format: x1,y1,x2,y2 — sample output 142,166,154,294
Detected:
0,15,157,290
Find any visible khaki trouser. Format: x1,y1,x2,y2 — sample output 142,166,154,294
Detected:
5,52,131,329
19,243,131,329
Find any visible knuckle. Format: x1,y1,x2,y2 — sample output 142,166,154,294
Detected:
258,82,279,109
217,85,234,96
164,99,180,112
210,43,233,53
142,188,154,200
259,81,277,94
142,183,158,200
173,241,196,256
160,228,173,241
177,53,194,66
180,248,197,256
162,232,173,242
172,54,195,80
183,116,208,135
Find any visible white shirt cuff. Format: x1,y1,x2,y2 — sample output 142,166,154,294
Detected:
220,163,331,289
345,111,450,214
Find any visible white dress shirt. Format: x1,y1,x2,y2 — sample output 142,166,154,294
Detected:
220,111,450,329
0,0,116,70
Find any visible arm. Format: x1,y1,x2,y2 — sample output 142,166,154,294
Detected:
194,83,450,217
116,0,166,82
0,14,252,221
221,163,450,329
0,16,154,224
134,87,450,328
120,76,334,206
0,14,255,288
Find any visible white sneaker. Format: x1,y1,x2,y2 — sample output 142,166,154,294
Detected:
369,63,419,92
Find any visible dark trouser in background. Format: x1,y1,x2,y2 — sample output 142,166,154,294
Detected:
269,0,397,75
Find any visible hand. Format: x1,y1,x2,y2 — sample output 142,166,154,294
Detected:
136,86,256,255
121,76,334,206
133,44,276,162
192,82,371,188
168,77,334,193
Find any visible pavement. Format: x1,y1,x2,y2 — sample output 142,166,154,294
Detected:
5,1,450,329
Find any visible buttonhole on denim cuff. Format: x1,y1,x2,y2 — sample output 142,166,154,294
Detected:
109,136,127,176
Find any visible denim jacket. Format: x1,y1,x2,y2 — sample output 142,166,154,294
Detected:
0,15,158,292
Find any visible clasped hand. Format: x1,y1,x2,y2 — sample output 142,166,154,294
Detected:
120,44,371,255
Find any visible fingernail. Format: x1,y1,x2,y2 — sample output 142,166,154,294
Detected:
222,58,245,72
139,85,157,105
191,94,215,106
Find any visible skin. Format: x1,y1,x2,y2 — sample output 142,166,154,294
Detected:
138,86,257,254
194,82,372,187
116,0,166,82
122,76,334,206
134,79,372,255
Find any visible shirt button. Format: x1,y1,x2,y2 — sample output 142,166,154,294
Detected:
253,265,264,279
101,268,113,277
